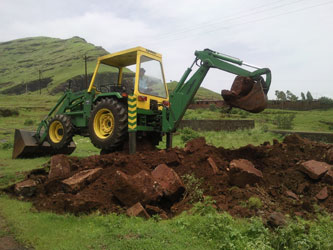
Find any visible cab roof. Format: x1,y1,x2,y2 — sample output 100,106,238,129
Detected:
98,47,162,68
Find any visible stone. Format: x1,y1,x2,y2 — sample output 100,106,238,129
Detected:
164,151,180,166
316,187,328,200
184,137,206,153
326,148,333,163
126,202,150,219
62,168,103,193
111,170,163,207
49,154,71,179
323,170,333,184
286,190,299,200
151,164,185,201
267,212,286,228
207,157,219,174
145,205,168,219
14,179,37,197
300,160,329,180
228,159,263,188
297,183,309,194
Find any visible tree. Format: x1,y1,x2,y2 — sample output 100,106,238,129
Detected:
275,90,287,101
301,92,306,101
286,90,298,101
306,91,313,101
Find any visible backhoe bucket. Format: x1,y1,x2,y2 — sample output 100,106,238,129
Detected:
12,129,76,159
221,76,267,113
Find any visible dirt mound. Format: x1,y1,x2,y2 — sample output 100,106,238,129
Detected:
5,134,333,220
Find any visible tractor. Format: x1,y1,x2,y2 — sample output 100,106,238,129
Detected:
13,47,271,158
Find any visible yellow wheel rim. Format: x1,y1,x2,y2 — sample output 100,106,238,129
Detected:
93,108,115,139
49,121,64,143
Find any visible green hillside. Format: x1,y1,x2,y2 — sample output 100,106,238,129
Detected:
0,36,108,94
0,36,221,99
167,81,222,100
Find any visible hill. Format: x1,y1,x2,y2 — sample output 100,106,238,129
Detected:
0,36,221,99
0,36,108,94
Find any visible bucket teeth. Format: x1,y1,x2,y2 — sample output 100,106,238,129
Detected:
12,129,76,159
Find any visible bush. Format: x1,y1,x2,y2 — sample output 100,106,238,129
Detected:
1,142,13,150
182,173,204,203
209,104,217,111
247,197,262,209
24,119,34,126
180,127,199,143
273,113,296,129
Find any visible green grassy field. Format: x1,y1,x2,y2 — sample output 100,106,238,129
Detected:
1,94,333,249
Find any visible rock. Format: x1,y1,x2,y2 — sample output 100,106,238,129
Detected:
297,183,309,194
323,170,333,184
151,164,185,201
326,148,333,163
164,151,180,166
126,202,150,219
184,137,206,153
49,154,71,179
14,179,37,197
111,170,163,207
316,187,328,200
267,212,286,228
286,190,299,200
62,168,103,193
228,159,263,188
300,160,329,180
145,205,167,218
207,157,219,174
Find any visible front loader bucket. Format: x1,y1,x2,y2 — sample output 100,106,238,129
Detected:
221,76,267,113
12,129,76,159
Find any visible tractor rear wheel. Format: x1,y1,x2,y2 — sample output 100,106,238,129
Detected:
47,115,73,149
89,98,128,151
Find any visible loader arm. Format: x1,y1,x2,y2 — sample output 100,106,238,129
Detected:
162,49,271,132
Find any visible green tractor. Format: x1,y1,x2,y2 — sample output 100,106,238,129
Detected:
12,47,271,158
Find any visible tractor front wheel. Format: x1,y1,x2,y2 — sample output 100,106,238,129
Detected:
47,115,73,149
88,98,127,151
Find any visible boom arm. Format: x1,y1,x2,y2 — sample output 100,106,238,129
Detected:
162,49,271,132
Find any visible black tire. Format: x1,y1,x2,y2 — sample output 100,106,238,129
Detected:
47,115,73,149
88,98,128,150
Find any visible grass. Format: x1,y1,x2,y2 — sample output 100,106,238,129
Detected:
1,94,333,249
0,195,332,250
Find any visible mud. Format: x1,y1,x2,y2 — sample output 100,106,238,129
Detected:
5,134,333,221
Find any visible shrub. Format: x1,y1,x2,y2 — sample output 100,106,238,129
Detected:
24,119,34,126
180,127,199,143
247,197,262,209
1,141,13,150
209,104,217,111
273,113,296,129
182,173,204,203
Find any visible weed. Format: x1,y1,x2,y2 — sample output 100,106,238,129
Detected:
273,113,296,129
1,141,13,150
182,173,204,203
247,197,262,209
191,196,216,215
180,127,199,143
209,104,217,111
24,119,34,126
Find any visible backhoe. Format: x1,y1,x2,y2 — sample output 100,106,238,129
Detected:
12,47,271,158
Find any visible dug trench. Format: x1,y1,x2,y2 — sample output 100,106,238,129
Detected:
4,134,333,225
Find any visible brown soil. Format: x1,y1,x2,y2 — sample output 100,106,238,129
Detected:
5,134,333,220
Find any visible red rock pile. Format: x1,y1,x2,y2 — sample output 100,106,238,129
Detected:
6,134,333,220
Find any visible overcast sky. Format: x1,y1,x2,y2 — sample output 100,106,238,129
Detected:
1,0,333,99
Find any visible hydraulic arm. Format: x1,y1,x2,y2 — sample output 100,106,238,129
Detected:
163,49,271,132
